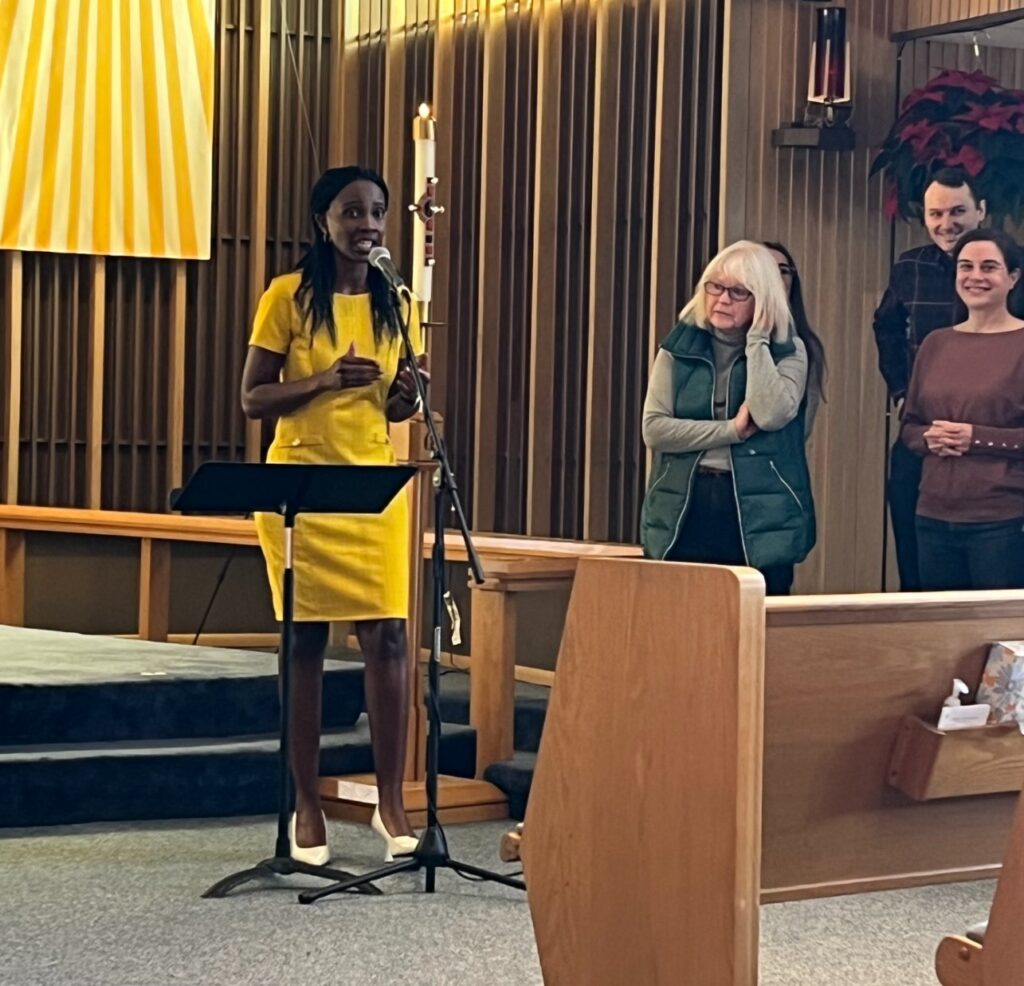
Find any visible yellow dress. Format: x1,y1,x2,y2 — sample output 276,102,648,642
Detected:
249,271,424,622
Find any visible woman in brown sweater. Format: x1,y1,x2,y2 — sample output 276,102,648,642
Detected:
900,228,1024,590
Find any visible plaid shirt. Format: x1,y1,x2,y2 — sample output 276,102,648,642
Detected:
872,244,965,400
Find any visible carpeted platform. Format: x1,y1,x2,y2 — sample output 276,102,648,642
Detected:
2,627,365,743
0,628,477,827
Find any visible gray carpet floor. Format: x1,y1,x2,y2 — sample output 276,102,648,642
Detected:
0,816,995,986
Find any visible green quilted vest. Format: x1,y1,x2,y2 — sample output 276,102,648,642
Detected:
640,322,816,568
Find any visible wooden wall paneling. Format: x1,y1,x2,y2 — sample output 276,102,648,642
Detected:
526,1,564,536
247,0,271,462
288,0,307,263
2,252,22,504
21,254,41,504
4,0,733,544
556,1,595,540
329,1,358,165
147,264,162,509
231,0,252,469
722,0,897,593
500,5,536,533
86,258,106,507
211,5,232,473
472,4,508,531
648,0,686,379
442,4,484,523
167,263,187,494
0,528,25,626
137,537,171,641
67,258,85,505
898,0,1024,33
616,1,656,542
269,0,290,278
583,0,622,542
185,3,224,482
56,253,83,505
382,3,410,270
428,2,457,412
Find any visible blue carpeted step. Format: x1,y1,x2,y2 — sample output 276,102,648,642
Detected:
483,752,536,821
437,669,548,754
0,716,477,828
0,628,364,744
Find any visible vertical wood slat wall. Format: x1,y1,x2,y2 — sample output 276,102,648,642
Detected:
0,0,330,512
722,0,899,594
332,0,722,542
900,0,1024,34
722,0,1024,593
0,0,720,548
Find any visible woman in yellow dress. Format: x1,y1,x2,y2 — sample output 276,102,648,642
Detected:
240,166,424,864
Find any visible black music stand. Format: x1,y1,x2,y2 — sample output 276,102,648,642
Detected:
170,461,415,898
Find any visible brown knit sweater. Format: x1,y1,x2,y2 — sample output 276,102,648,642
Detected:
901,326,1024,523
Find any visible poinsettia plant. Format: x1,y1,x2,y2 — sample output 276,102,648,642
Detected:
870,69,1024,224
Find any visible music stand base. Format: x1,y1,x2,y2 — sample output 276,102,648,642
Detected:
296,823,526,904
203,856,382,899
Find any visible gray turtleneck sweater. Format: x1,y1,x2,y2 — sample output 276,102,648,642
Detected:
642,326,812,472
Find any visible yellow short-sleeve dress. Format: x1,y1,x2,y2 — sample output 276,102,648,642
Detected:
249,271,424,623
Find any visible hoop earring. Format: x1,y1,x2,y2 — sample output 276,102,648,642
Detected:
321,229,330,243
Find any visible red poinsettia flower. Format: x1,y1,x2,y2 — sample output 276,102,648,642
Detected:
899,119,939,150
955,103,1024,132
871,68,1024,224
883,185,900,220
900,87,946,113
944,145,986,176
931,69,999,96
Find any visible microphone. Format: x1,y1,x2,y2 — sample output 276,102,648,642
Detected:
368,246,407,293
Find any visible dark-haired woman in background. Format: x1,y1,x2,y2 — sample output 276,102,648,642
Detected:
241,166,424,864
901,228,1024,590
763,241,827,434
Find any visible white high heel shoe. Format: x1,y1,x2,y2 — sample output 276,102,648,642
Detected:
371,804,419,862
289,810,330,866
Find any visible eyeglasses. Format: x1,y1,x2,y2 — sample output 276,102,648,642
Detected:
705,281,753,302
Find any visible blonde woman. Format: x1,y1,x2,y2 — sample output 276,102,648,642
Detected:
640,240,817,594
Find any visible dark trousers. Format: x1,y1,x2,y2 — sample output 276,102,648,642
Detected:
666,472,794,596
916,515,1024,591
888,440,923,591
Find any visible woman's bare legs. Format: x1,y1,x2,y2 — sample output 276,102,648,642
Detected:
355,618,414,837
287,621,329,848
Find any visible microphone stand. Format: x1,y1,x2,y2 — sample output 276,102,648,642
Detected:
298,286,526,904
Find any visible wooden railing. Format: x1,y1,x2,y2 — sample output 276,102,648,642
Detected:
0,504,641,776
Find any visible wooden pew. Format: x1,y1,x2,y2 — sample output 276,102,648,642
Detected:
521,558,764,986
935,786,1024,985
510,584,1024,904
763,592,1024,900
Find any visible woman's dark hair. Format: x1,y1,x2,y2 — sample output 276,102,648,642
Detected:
295,165,401,345
763,241,827,399
952,228,1024,317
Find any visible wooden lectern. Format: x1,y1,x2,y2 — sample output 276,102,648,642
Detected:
522,557,765,986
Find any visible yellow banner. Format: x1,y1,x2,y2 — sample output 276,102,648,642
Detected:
0,0,215,260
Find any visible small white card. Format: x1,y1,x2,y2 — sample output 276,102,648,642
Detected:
937,704,991,731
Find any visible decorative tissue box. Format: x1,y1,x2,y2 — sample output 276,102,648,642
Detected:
976,641,1024,726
